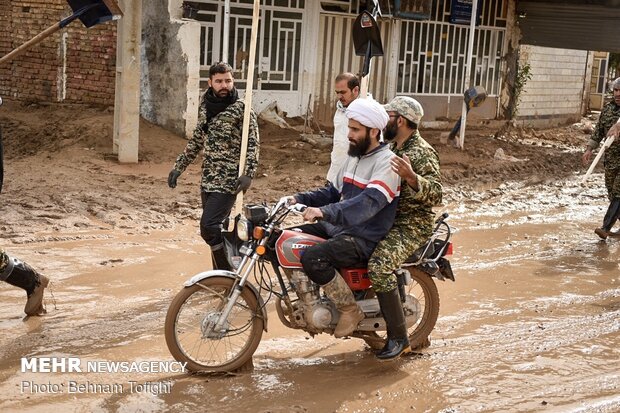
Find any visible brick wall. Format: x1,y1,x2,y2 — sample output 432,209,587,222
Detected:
517,45,588,125
0,0,117,105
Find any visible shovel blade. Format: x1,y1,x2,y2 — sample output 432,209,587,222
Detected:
66,0,123,28
352,11,384,57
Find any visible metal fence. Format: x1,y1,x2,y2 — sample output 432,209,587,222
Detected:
397,20,505,96
194,0,305,91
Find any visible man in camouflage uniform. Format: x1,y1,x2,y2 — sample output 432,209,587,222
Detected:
367,96,442,360
583,77,620,239
168,62,259,269
1,248,49,316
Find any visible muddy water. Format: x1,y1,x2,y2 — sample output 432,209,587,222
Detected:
1,176,619,413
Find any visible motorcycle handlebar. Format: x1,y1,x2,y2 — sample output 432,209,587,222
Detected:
435,212,449,223
289,203,307,214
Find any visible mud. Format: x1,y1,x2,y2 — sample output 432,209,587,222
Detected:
0,103,618,412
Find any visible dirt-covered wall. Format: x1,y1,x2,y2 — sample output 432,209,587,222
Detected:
0,0,117,105
141,0,200,138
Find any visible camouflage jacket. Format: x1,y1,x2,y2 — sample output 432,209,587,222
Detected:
173,100,259,194
390,131,442,229
589,101,620,164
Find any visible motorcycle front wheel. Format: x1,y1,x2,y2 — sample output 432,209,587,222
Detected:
363,268,440,351
164,276,264,373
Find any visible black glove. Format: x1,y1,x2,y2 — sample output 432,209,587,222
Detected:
234,175,252,195
168,169,181,189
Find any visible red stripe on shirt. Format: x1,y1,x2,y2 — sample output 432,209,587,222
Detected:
343,176,368,189
368,180,396,198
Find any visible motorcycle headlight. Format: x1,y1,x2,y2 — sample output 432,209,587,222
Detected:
237,218,252,241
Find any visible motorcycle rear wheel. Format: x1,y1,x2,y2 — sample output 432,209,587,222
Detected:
164,276,264,373
363,268,440,351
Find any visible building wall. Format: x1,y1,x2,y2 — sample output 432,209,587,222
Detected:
141,0,200,137
0,0,117,105
517,45,588,127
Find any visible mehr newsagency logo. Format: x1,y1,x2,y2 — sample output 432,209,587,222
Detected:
19,357,187,395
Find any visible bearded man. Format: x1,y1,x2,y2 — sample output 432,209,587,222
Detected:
287,98,400,339
167,62,259,270
367,96,443,360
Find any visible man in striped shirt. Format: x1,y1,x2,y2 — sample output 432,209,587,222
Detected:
289,98,400,338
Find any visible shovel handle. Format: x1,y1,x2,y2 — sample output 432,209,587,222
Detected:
0,22,62,66
582,135,615,183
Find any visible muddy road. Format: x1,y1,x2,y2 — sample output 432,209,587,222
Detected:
0,103,618,411
1,171,618,412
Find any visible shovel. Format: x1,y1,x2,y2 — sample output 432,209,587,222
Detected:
0,0,123,66
582,134,616,184
447,86,487,144
352,0,383,98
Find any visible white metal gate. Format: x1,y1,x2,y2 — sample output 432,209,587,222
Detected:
397,21,505,96
193,0,305,93
313,0,507,124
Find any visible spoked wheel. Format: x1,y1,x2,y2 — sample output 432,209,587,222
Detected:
363,268,440,351
164,276,264,373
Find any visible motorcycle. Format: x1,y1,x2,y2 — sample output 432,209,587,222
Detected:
164,198,455,373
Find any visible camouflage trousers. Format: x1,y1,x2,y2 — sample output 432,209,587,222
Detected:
604,162,620,199
368,222,432,293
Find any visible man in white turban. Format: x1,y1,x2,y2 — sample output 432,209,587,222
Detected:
285,98,401,339
345,97,390,131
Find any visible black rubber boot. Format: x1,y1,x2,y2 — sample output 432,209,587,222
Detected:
211,244,232,271
595,198,620,239
3,258,49,316
376,289,411,360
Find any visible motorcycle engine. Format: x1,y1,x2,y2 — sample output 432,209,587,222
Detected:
290,270,335,332
306,302,334,330
290,270,320,302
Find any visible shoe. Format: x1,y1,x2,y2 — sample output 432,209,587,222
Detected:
3,257,49,316
333,304,365,338
595,228,609,240
25,274,49,316
323,275,364,338
375,289,411,360
597,198,620,240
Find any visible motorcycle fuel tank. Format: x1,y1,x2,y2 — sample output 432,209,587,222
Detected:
275,230,325,268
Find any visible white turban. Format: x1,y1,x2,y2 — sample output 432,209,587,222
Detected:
345,98,389,130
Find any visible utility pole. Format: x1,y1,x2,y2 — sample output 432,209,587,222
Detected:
113,0,142,163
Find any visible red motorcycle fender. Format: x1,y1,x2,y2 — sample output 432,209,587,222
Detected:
183,270,268,332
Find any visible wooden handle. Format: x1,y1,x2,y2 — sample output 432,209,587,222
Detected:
582,135,615,183
0,22,62,66
234,0,260,216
